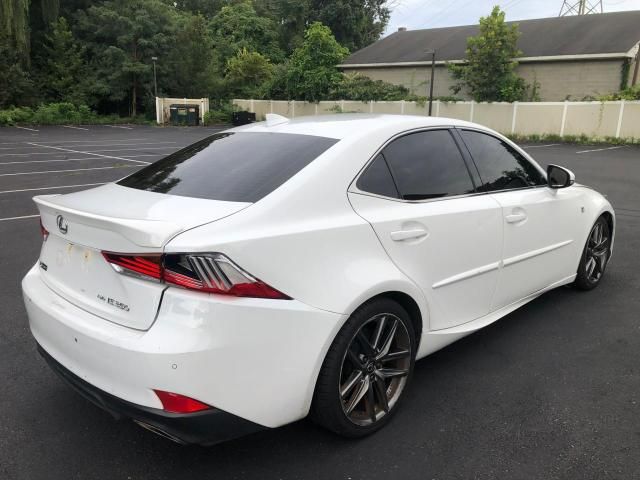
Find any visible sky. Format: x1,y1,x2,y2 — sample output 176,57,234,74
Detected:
385,0,640,34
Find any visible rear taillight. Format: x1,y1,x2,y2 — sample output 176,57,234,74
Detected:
102,252,162,281
102,252,290,300
39,217,49,241
153,390,212,414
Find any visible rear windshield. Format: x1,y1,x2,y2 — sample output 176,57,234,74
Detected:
118,132,338,202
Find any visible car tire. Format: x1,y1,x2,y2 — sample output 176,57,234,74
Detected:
574,215,611,291
311,298,416,438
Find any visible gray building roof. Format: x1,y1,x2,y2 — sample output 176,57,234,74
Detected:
342,11,640,66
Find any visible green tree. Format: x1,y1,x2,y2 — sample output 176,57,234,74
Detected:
285,22,348,101
308,0,389,51
35,17,89,105
449,6,526,102
255,0,310,53
76,0,179,116
210,1,284,69
0,34,34,107
0,0,30,63
166,13,218,98
225,48,274,98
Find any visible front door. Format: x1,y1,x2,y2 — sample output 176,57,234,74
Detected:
456,129,584,309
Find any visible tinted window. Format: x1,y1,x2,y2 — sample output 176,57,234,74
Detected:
118,132,338,202
382,130,474,200
460,130,545,192
356,154,399,198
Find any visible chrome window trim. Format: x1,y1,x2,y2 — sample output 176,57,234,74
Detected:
348,125,548,205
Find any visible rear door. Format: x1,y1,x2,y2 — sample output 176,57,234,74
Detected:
457,129,584,309
349,129,504,331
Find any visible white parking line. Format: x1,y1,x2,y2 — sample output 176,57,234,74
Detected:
0,214,39,222
0,165,138,177
0,153,164,166
62,125,89,131
0,157,98,165
27,143,151,165
14,126,39,132
50,141,176,148
34,138,149,144
0,138,151,146
0,183,106,194
105,125,133,129
575,146,626,154
0,145,179,157
524,144,561,149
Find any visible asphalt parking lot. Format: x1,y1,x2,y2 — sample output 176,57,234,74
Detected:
1,126,639,479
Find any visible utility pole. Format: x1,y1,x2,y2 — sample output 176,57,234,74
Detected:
559,0,603,16
426,50,436,116
632,46,640,87
152,56,158,99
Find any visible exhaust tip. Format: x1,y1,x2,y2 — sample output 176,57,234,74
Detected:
133,419,187,444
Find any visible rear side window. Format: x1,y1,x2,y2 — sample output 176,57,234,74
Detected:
118,132,338,202
459,130,545,192
356,154,399,198
382,130,475,200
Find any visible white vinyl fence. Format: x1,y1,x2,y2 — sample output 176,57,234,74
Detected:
233,99,640,140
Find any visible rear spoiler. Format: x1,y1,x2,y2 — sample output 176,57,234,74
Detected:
35,195,182,249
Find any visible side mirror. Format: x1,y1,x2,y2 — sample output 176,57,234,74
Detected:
547,164,575,189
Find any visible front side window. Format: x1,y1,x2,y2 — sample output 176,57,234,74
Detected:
119,132,338,203
381,130,475,200
459,130,545,192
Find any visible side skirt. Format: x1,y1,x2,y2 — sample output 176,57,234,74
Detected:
416,274,576,359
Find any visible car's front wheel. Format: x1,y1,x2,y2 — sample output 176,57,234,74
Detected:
575,215,612,290
311,298,416,437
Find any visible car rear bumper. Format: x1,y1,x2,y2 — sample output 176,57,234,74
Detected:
37,343,264,445
22,264,346,433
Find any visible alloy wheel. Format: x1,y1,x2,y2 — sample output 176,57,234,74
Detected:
339,313,412,426
585,221,610,283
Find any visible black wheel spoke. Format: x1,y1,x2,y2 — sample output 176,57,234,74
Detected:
366,380,376,423
356,331,376,357
382,349,411,362
347,347,363,368
345,377,369,415
340,370,363,399
378,367,409,380
376,318,398,360
371,315,387,352
373,376,390,413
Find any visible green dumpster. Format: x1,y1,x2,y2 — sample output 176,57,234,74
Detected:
169,104,200,126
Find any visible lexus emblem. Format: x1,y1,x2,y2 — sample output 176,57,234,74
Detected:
56,215,68,234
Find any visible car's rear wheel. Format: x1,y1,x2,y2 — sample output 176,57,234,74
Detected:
575,216,611,291
311,298,416,437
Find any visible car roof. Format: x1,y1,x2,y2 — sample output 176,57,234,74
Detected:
231,114,483,140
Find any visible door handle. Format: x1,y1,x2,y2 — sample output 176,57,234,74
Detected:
505,213,527,223
390,228,429,241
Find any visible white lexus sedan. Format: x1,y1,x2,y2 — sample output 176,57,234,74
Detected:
22,114,614,445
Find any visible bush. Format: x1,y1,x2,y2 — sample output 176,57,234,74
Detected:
203,103,237,125
599,85,640,101
0,106,34,125
0,103,148,126
328,73,411,102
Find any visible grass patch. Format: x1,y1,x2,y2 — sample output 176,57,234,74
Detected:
506,133,640,146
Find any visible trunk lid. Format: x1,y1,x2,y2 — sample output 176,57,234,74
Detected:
35,183,250,330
